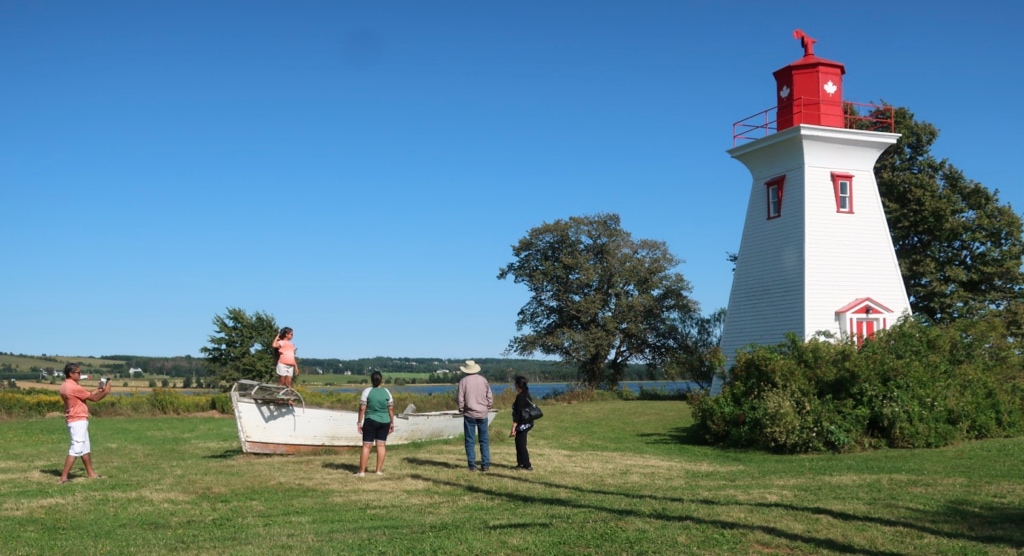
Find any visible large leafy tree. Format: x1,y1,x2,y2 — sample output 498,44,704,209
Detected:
200,307,279,384
498,213,701,388
664,307,726,389
871,106,1024,323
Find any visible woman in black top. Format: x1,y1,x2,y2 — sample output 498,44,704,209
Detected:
509,375,534,471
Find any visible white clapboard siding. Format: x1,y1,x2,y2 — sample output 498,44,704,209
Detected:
713,125,911,394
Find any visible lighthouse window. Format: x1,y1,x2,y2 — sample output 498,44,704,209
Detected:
766,175,785,219
831,172,854,213
838,181,850,209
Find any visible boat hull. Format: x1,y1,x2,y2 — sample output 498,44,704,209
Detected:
230,385,498,454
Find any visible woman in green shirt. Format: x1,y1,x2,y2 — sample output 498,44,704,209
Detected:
355,371,395,476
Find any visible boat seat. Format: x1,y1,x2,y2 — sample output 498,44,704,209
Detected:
236,381,302,402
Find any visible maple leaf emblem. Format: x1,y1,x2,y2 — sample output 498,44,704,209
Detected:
824,80,838,96
779,85,790,99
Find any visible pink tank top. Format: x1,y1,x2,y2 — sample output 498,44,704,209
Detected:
278,340,296,365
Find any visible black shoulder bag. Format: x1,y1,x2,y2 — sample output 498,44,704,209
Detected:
520,397,543,423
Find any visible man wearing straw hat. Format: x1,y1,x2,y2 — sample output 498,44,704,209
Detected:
456,360,493,472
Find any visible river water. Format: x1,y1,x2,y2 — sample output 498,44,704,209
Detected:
321,380,699,398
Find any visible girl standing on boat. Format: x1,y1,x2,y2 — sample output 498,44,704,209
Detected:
510,375,534,471
356,371,395,476
272,327,299,388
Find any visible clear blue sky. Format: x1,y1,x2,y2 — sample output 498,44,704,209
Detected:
2,1,1021,359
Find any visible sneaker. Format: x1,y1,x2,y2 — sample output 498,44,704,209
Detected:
468,467,478,472
354,472,365,477
522,466,533,471
375,471,384,476
481,466,490,472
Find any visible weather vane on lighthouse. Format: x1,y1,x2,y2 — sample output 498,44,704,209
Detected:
793,29,816,57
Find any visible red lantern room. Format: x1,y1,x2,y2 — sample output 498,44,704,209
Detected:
773,30,845,130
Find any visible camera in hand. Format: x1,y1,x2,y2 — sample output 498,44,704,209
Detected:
99,378,109,389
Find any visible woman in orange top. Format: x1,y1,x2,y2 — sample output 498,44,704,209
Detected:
272,327,299,387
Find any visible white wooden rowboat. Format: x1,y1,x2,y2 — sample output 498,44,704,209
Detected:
230,380,498,454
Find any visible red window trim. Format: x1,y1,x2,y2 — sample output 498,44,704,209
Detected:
831,172,854,213
765,175,785,220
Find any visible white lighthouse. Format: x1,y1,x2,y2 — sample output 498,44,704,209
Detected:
712,31,911,394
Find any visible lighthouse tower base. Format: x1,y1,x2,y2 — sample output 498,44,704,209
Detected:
712,124,910,395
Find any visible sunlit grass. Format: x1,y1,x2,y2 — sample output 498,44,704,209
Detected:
1,401,1021,555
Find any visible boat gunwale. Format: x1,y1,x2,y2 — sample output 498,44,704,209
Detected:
230,380,497,453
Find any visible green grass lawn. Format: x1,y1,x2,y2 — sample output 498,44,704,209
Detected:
1,400,1021,555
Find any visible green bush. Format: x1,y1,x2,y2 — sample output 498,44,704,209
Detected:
541,384,620,404
690,316,1024,453
211,393,232,414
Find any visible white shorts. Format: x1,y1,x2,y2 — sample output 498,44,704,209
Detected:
67,420,91,457
276,363,295,377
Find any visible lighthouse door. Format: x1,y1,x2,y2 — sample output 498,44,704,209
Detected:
855,318,877,347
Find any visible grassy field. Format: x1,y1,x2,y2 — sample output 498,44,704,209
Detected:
17,373,444,392
1,400,1021,555
0,353,124,372
15,377,218,393
16,372,453,390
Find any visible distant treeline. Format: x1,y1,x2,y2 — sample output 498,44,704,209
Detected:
234,356,669,383
2,352,672,384
98,355,208,379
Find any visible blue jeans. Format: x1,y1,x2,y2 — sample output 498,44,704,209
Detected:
463,416,490,469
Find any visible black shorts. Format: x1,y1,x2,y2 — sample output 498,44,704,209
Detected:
362,418,391,443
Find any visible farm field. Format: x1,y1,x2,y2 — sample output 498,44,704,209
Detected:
1,400,1021,555
13,378,216,394
0,353,124,372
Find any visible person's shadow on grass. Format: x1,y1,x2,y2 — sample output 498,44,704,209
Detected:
403,457,462,469
637,424,703,445
205,449,244,459
403,457,519,471
322,462,360,474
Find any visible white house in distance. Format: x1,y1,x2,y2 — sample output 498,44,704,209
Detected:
712,31,912,394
